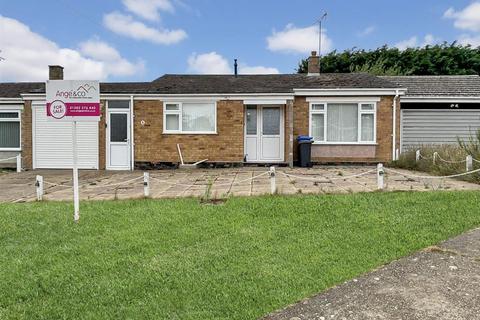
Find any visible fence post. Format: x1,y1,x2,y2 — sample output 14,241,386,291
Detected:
466,155,473,172
415,150,421,163
35,175,43,201
433,152,438,165
143,172,150,198
377,163,384,190
16,154,21,173
269,166,276,195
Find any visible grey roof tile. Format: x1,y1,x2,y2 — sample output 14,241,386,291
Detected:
0,73,397,98
381,75,480,97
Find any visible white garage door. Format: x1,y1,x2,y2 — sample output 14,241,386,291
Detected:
401,109,480,152
33,103,98,169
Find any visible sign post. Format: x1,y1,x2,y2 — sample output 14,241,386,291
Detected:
46,80,100,223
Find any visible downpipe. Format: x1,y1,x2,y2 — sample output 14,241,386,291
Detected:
392,90,400,161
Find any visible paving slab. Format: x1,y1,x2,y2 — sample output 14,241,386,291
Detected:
263,228,480,320
1,166,480,203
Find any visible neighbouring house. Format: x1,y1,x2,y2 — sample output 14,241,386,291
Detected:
0,52,407,170
381,75,480,152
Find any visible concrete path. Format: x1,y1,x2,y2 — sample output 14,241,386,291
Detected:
1,166,479,203
264,228,480,320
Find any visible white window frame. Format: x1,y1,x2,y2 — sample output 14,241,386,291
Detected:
309,102,377,145
0,109,21,151
163,101,217,134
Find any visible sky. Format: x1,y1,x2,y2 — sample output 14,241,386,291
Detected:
1,0,480,82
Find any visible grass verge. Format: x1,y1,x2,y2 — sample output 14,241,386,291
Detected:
1,192,480,319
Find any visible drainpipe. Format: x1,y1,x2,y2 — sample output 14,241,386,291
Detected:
392,90,400,161
130,95,134,171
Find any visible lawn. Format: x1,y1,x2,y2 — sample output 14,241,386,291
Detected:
1,192,480,319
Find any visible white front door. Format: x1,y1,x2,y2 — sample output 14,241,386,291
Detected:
107,110,131,170
245,105,284,162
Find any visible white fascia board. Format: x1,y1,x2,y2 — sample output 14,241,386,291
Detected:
401,96,480,103
243,99,288,105
294,88,407,96
19,94,45,101
0,98,24,103
0,104,24,111
306,97,381,103
130,93,294,101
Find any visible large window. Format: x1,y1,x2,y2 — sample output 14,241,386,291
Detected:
310,102,376,144
163,102,216,134
0,111,21,150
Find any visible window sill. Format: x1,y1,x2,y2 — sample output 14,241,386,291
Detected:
162,131,218,135
0,148,21,152
312,142,377,146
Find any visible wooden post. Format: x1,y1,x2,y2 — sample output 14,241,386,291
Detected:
415,150,421,163
16,154,21,173
377,163,384,190
36,175,44,201
143,172,150,197
269,166,276,194
466,155,473,172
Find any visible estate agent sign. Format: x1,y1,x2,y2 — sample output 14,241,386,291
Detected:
46,80,100,121
46,80,100,223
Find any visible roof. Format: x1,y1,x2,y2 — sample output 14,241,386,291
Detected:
149,73,398,94
0,82,152,98
0,73,398,98
381,75,480,97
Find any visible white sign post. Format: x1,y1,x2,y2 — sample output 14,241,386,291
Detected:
46,80,100,223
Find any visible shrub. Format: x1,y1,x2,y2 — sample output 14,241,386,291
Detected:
392,141,480,184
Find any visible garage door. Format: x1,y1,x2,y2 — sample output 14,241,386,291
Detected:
401,109,480,152
33,103,99,169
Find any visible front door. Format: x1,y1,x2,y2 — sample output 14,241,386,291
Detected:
245,105,284,162
107,110,131,170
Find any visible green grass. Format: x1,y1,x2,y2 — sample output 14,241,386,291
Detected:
1,192,480,319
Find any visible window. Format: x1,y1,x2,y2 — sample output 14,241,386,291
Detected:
108,100,130,109
309,102,376,144
0,111,21,150
164,102,216,134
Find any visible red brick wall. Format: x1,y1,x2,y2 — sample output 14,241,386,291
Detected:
133,100,244,163
21,101,33,169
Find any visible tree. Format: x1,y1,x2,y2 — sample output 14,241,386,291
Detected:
296,43,480,75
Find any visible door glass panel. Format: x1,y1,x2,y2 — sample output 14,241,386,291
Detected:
246,106,257,135
262,107,280,135
110,113,128,142
108,100,130,109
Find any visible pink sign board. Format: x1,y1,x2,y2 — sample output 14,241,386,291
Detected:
46,80,100,122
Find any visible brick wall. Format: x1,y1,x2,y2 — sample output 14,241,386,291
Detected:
292,96,398,163
133,100,244,164
21,101,33,169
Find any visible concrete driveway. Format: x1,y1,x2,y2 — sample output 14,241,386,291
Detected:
1,166,479,203
264,228,480,320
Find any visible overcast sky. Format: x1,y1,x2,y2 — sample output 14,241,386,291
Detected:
1,0,480,82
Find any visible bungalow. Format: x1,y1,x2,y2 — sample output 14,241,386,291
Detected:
0,52,406,170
